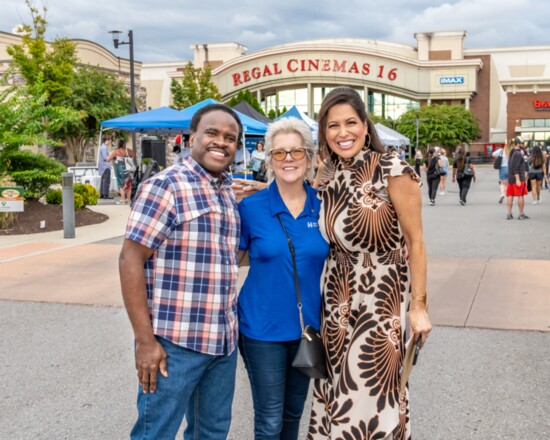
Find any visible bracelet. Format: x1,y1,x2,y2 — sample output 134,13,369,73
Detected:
411,294,427,303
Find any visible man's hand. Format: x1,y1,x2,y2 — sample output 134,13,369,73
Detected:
135,339,168,393
232,178,267,202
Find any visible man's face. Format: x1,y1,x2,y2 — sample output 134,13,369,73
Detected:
189,110,239,177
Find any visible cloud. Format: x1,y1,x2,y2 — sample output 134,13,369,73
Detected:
1,0,548,63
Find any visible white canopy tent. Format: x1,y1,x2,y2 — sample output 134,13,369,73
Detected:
374,123,410,147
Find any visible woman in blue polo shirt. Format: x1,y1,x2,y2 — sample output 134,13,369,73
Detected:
237,117,329,440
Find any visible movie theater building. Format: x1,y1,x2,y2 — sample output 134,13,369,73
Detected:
144,31,550,154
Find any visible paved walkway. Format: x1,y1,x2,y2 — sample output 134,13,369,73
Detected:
1,166,548,331
1,165,549,439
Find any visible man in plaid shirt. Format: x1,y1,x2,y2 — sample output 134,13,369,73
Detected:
119,104,243,439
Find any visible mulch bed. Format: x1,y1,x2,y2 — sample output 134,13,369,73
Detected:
0,199,109,236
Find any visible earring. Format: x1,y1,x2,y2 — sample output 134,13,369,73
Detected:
365,132,371,148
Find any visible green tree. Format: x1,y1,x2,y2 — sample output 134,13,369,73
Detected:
267,106,288,120
228,90,266,115
396,104,480,148
56,65,130,163
170,61,221,109
368,114,398,130
7,0,77,106
0,75,75,156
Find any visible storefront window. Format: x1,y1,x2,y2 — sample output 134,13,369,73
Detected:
262,87,417,120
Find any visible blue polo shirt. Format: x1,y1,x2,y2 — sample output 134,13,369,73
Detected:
238,181,329,341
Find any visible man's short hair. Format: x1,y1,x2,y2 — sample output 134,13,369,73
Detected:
189,104,242,140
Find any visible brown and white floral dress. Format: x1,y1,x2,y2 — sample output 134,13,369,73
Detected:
307,148,420,440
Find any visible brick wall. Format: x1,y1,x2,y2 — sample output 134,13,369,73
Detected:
467,54,491,148
507,92,550,139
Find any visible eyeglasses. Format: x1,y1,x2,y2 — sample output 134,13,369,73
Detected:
270,148,307,161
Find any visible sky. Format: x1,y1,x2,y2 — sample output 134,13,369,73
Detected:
1,0,549,63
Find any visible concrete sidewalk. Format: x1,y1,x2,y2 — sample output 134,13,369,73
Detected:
1,166,549,439
1,169,549,332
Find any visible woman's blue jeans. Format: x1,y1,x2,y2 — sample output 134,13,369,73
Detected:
131,336,238,440
238,334,311,440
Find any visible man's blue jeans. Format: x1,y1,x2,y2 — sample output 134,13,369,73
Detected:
238,334,311,440
131,336,238,440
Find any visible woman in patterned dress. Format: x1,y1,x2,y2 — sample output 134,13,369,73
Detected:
308,87,432,440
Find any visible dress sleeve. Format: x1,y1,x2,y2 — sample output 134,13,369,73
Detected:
380,153,421,186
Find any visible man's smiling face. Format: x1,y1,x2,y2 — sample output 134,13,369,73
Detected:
189,110,239,177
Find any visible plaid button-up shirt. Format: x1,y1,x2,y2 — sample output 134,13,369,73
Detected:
125,155,240,355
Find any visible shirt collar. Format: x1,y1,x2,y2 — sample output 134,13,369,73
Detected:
268,180,316,218
181,154,233,188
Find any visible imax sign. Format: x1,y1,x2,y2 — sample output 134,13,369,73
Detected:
440,76,465,85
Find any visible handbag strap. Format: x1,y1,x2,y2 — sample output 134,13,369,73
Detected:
276,214,305,333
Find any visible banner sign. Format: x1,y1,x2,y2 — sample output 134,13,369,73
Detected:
533,100,550,111
439,76,465,85
0,187,25,212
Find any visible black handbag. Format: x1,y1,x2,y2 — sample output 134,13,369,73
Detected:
493,150,503,170
277,214,327,379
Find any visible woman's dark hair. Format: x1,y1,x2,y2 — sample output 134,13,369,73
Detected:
317,87,384,157
456,148,466,172
531,145,544,168
117,139,126,149
190,104,243,140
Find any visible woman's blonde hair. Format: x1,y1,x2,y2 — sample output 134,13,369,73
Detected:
264,117,316,182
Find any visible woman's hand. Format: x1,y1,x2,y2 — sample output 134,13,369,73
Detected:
409,303,432,348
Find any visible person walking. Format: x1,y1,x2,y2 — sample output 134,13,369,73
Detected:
438,148,450,195
119,104,243,439
414,148,423,177
492,144,509,204
98,137,112,199
452,149,476,205
237,118,329,439
528,145,544,204
232,139,251,173
425,147,444,205
250,140,266,181
309,87,431,440
107,139,134,204
506,137,529,220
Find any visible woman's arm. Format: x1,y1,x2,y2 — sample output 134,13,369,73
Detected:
387,174,432,345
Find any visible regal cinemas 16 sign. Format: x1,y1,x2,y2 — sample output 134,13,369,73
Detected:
534,99,550,110
231,57,399,87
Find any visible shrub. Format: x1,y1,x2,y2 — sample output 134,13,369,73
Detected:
45,189,63,205
73,193,84,210
74,183,99,206
1,150,66,200
0,212,18,230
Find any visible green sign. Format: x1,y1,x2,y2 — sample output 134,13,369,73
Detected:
0,187,25,212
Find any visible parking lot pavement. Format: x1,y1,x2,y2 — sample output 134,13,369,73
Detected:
1,301,548,440
1,165,549,438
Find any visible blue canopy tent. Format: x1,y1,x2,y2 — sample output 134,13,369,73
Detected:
180,98,268,136
101,106,187,133
276,106,318,142
180,99,268,177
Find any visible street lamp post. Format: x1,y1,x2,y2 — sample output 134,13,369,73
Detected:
109,30,136,151
415,112,426,156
